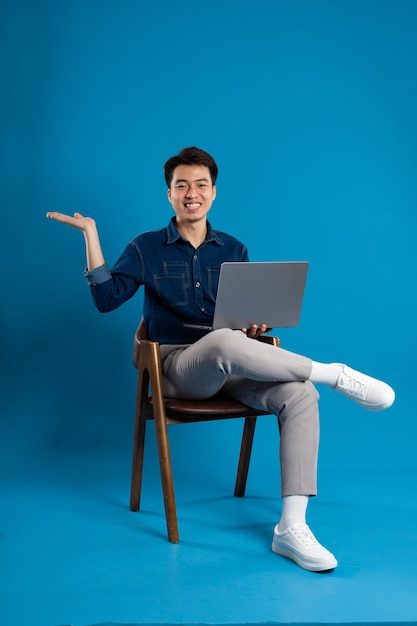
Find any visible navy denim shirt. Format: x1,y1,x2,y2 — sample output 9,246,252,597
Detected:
85,217,248,344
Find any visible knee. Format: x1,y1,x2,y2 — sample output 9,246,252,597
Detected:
278,380,319,413
206,328,243,356
211,328,240,342
277,380,319,441
202,328,244,372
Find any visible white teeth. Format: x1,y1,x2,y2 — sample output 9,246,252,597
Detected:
185,203,200,208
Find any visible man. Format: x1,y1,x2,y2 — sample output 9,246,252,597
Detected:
47,146,394,572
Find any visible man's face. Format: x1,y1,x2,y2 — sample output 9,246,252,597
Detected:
168,164,216,225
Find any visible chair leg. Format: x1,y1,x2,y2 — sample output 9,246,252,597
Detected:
139,342,180,543
130,371,149,512
130,420,146,511
153,403,180,543
234,416,257,497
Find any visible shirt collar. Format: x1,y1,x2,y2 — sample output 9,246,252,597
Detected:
166,217,223,246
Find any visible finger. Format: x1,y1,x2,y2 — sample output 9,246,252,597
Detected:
46,211,83,228
242,324,272,338
253,324,270,338
46,211,71,222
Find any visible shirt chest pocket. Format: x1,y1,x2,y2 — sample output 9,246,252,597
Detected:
207,266,221,300
154,263,190,307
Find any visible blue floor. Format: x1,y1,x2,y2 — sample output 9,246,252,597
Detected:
2,395,417,626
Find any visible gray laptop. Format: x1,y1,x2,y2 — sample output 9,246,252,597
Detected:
186,261,309,331
213,261,308,329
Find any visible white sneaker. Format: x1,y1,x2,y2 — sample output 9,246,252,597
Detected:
272,523,338,572
335,365,395,411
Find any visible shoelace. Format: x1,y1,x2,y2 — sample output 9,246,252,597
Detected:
289,524,320,548
338,371,368,399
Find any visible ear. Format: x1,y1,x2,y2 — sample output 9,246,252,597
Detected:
167,188,172,204
212,185,217,201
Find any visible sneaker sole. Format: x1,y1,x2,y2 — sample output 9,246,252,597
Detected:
272,541,338,572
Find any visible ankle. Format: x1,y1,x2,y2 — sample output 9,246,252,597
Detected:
309,362,343,386
279,495,309,531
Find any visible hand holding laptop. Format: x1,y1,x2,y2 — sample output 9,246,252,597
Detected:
243,323,272,338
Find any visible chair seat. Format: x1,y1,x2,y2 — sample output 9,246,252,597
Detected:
149,395,270,421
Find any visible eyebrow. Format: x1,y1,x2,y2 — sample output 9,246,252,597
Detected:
174,178,210,184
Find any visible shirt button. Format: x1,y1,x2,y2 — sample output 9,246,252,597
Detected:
193,254,198,260
195,281,201,288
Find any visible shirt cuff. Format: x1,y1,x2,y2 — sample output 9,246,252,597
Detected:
84,263,112,286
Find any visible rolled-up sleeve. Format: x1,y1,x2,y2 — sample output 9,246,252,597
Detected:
84,263,113,286
83,241,144,313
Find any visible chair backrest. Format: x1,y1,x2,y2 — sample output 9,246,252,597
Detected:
133,318,148,368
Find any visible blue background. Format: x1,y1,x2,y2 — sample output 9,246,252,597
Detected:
2,2,417,625
1,0,416,490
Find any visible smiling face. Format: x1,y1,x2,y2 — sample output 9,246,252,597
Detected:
167,164,216,226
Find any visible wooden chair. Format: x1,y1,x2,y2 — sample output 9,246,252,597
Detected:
129,320,280,543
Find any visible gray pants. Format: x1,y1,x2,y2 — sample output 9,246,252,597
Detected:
161,328,319,496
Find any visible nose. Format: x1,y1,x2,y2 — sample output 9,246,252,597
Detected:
185,184,198,198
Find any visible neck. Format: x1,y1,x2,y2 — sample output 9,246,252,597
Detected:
175,218,207,249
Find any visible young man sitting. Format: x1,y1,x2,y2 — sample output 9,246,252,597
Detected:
47,146,394,572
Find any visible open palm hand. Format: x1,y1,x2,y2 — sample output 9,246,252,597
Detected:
46,211,96,232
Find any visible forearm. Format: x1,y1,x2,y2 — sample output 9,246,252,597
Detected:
83,222,106,271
